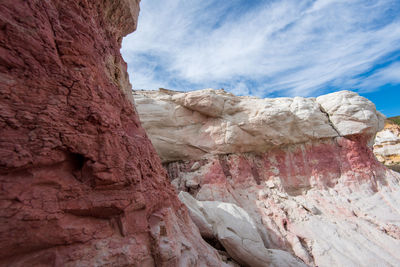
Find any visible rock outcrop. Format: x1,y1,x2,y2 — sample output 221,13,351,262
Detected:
374,121,400,172
134,89,384,162
179,192,307,267
134,88,400,267
0,1,227,266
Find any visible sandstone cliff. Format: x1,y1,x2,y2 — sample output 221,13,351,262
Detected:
374,120,400,172
134,88,400,267
0,1,228,266
134,89,384,162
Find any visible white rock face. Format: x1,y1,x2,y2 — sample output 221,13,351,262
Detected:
375,132,400,157
134,88,400,267
316,90,385,138
374,121,400,172
175,160,400,267
133,89,384,162
178,192,307,267
178,191,214,239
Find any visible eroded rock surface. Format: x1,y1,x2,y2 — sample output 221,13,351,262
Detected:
374,121,400,172
0,1,227,266
179,192,307,267
134,88,400,267
134,89,384,162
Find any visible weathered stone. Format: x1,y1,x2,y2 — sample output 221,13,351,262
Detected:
316,90,385,140
191,162,201,171
0,1,226,266
133,89,384,162
374,121,400,172
179,192,307,267
135,88,400,266
170,151,400,266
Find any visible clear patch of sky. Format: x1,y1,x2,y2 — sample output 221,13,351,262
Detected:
360,84,400,118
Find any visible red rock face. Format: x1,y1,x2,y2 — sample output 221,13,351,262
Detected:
168,136,385,196
0,1,223,265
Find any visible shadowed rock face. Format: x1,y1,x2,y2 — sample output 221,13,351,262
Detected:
0,1,226,266
134,89,400,267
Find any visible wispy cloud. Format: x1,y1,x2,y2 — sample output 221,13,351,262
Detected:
356,62,400,92
121,0,400,97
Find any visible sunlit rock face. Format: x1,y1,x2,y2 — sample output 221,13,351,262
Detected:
134,88,400,267
374,121,400,172
179,191,307,267
134,89,384,162
0,1,228,266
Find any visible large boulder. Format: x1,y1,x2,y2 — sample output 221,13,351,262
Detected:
178,192,307,267
316,90,385,139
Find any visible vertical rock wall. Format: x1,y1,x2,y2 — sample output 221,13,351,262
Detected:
0,1,224,266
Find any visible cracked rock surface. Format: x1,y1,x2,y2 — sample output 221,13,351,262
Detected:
134,89,384,162
179,192,307,267
0,1,229,266
134,88,400,267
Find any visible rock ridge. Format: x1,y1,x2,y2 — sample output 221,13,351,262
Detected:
133,89,385,162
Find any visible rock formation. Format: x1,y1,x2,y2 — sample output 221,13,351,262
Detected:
134,89,384,162
374,121,400,172
179,192,307,267
134,88,400,267
0,1,229,266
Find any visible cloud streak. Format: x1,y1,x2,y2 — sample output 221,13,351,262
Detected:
121,0,400,98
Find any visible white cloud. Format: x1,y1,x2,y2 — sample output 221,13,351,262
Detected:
230,81,251,96
356,62,400,92
121,0,400,97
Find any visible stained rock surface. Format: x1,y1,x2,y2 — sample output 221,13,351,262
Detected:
0,1,228,266
134,88,400,267
374,121,400,172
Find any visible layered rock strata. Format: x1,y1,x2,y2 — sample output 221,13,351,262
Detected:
134,89,400,267
374,121,400,172
0,1,228,266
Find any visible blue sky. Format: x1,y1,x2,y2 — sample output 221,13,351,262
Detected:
121,0,400,117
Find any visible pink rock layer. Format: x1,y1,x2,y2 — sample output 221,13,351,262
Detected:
0,0,224,266
167,136,400,266
168,136,386,195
